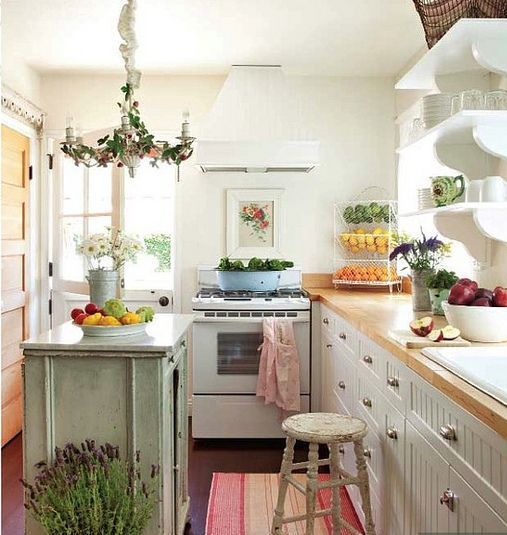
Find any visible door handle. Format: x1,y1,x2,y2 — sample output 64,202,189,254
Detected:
386,426,398,440
439,489,455,511
159,295,170,307
362,355,373,364
362,397,372,407
363,448,371,458
338,381,346,390
323,318,329,325
326,344,332,348
387,376,399,387
339,332,347,340
439,424,457,441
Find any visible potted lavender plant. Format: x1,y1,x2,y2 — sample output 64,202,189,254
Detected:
22,440,159,535
389,230,450,311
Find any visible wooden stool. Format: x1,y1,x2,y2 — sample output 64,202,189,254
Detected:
271,412,376,535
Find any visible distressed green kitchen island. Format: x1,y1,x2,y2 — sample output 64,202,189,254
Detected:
21,313,194,535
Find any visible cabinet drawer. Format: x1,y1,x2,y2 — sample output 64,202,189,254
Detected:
333,315,358,357
320,305,335,337
409,373,507,518
357,335,384,387
382,350,409,415
331,346,356,416
356,367,383,436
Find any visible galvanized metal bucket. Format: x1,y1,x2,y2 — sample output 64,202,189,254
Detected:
86,269,119,307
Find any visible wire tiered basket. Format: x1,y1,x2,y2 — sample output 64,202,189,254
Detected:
333,197,402,292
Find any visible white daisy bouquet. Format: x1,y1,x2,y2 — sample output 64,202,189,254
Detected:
76,228,144,271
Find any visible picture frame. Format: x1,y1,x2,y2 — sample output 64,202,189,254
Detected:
226,188,284,259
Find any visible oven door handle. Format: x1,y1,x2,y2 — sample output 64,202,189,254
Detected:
193,316,310,323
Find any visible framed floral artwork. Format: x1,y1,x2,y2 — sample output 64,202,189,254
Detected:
226,189,284,258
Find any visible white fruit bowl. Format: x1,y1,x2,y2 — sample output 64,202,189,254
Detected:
442,301,507,342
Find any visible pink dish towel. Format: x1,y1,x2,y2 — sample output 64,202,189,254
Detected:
256,318,301,412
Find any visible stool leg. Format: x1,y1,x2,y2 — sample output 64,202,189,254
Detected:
329,443,342,533
305,442,319,535
271,436,296,535
353,439,376,535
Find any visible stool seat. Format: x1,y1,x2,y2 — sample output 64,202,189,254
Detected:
282,412,368,443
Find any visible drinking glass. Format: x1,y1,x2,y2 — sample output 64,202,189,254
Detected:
460,89,484,110
485,89,507,110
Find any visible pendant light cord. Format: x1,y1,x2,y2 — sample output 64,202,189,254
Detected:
118,0,141,89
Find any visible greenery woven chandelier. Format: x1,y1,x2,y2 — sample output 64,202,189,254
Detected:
61,0,195,178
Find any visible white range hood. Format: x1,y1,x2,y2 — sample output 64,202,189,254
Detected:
195,65,319,173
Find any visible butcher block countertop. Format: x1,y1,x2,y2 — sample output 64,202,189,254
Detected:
305,287,507,441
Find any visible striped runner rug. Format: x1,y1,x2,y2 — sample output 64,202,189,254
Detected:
205,473,365,535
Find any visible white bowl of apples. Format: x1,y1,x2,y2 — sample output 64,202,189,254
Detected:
442,279,507,342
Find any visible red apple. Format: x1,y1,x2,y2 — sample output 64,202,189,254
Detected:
85,303,99,315
428,329,444,342
493,286,507,307
442,325,461,340
475,288,493,301
471,297,492,307
409,316,434,337
457,278,478,292
70,308,85,321
448,283,476,305
74,313,88,325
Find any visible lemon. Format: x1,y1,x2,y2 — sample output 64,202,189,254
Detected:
373,227,384,235
356,228,366,235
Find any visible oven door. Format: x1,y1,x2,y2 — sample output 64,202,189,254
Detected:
192,315,310,394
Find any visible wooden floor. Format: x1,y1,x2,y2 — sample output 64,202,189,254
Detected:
2,424,311,535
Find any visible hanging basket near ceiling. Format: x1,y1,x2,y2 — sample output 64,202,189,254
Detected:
412,0,507,48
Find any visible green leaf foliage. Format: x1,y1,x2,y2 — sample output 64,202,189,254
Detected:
217,257,294,272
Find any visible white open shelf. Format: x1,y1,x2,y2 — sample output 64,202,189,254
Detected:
397,110,507,155
396,19,507,90
400,202,507,218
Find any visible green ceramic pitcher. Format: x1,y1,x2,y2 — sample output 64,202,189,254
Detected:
430,175,465,207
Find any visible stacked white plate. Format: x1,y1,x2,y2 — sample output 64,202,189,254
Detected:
421,93,453,129
417,187,433,210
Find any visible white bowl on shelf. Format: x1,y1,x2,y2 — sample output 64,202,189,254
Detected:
442,301,507,342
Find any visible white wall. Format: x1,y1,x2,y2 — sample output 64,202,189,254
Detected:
41,73,396,311
2,53,42,107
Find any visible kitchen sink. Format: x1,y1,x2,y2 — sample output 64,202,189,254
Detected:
422,346,507,406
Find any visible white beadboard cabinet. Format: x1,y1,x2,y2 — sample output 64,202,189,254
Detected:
21,315,194,535
319,303,507,535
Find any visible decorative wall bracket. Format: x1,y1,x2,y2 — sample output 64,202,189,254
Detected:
1,85,45,133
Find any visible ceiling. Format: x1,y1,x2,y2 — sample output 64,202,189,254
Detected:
2,0,425,77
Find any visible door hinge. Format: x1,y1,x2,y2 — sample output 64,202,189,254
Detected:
48,262,54,277
47,153,54,170
48,298,53,316
29,165,34,180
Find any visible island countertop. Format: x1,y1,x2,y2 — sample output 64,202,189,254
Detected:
21,313,194,354
306,287,507,440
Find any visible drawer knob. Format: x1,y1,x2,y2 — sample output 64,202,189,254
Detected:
323,318,329,325
386,426,398,440
339,332,347,340
439,424,457,441
326,344,333,348
338,445,345,454
387,376,399,387
338,381,346,390
363,355,373,364
363,448,371,458
439,489,455,511
362,397,372,407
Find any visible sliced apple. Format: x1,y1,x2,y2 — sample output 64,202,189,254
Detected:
409,316,434,337
442,325,461,340
428,329,444,342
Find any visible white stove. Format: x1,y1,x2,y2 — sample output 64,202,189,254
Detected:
191,268,311,439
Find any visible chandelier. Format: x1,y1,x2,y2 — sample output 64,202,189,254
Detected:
60,0,195,178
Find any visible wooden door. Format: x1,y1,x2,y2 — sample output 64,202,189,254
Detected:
1,125,30,446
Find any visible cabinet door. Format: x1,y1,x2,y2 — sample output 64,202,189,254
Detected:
173,346,189,534
320,334,334,412
382,399,405,535
449,466,507,533
405,420,450,535
331,345,356,416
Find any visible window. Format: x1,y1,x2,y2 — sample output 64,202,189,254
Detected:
54,149,175,296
